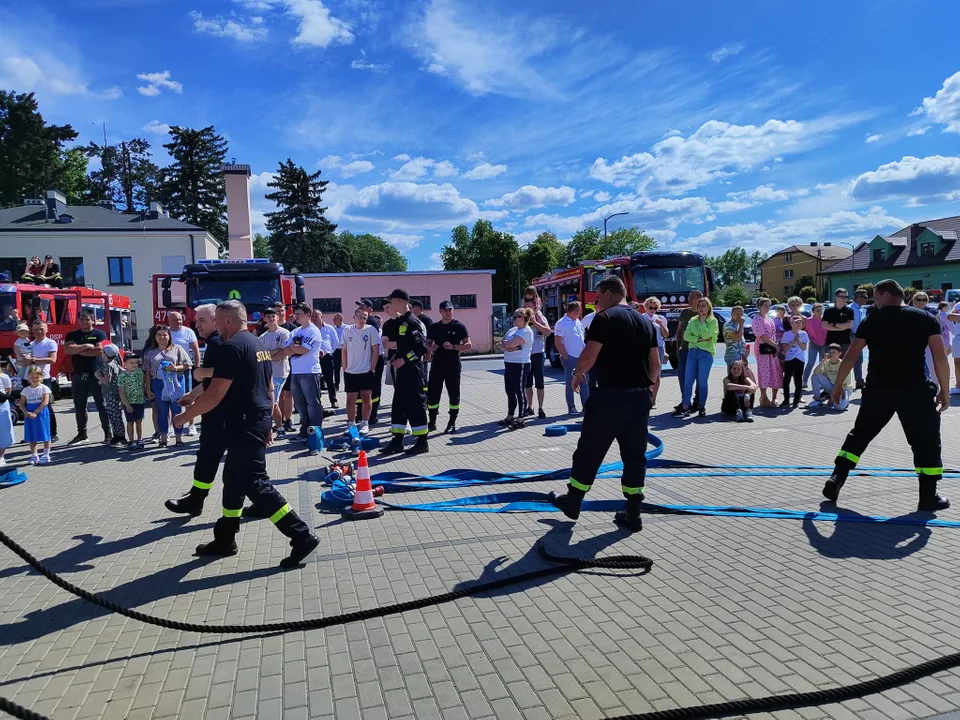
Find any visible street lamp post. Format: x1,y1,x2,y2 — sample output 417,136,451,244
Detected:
833,241,857,292
603,211,630,239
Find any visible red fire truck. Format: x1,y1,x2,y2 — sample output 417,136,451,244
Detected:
0,283,135,395
152,259,305,328
531,250,714,369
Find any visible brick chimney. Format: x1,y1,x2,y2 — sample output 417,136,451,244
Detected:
223,161,253,259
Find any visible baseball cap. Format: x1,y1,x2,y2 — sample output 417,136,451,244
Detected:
103,343,120,359
356,298,374,308
44,254,54,260
387,288,410,302
438,300,453,310
263,306,278,315
15,323,28,333
410,299,423,309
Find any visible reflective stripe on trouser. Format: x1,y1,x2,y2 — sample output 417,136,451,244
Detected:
836,386,942,476
391,363,429,439
213,417,311,542
568,386,652,499
428,359,462,415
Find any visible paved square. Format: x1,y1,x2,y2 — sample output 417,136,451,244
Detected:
1,355,959,720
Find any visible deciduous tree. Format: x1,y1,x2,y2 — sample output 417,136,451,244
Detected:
441,220,520,305
86,138,159,212
340,231,407,272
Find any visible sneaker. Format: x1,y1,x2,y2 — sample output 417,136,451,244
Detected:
322,409,336,419
275,428,287,440
735,410,744,422
28,455,39,465
51,435,58,443
697,407,706,417
744,410,754,422
690,401,701,412
283,420,295,432
331,400,339,409
68,432,88,445
538,409,546,419
39,454,51,464
280,533,320,568
779,399,791,409
108,435,125,447
136,440,145,449
184,425,197,437
497,417,515,426
358,421,370,436
0,458,5,467
523,408,534,418
509,419,526,430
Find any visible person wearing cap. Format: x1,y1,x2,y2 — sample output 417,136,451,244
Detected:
95,342,127,445
41,255,63,289
380,289,430,454
12,323,32,384
355,298,385,425
426,300,471,433
30,320,59,441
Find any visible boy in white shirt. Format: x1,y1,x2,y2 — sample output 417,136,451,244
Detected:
281,303,330,441
553,301,590,413
341,307,380,434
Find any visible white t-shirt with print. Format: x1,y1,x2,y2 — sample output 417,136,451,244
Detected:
554,315,586,357
29,338,59,380
342,325,380,375
22,383,51,405
286,324,327,375
781,330,809,362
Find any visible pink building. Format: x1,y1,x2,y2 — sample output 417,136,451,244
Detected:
300,270,496,352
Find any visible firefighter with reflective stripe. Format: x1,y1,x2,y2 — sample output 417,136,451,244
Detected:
426,300,472,434
824,278,950,512
548,275,660,532
174,300,320,567
380,288,430,455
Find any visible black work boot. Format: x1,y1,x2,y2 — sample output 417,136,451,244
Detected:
917,476,951,512
822,470,847,503
165,490,206,517
195,536,238,556
380,436,405,455
548,487,585,521
280,533,320,568
445,410,459,434
614,494,643,532
405,436,429,455
428,409,438,432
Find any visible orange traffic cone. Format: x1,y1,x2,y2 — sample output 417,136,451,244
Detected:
343,450,384,520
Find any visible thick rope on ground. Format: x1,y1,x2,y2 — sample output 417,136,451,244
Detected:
0,696,48,720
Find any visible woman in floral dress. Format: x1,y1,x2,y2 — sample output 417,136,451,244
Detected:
752,298,783,408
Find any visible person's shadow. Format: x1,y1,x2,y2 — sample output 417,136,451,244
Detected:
802,502,932,559
453,518,649,599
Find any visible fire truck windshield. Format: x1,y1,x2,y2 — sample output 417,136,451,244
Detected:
632,266,705,297
189,277,282,311
0,291,16,330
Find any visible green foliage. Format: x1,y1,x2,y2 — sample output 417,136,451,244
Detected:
719,283,752,307
704,248,751,287
748,251,767,284
339,231,407,272
157,125,228,246
769,297,780,304
57,147,91,205
520,231,563,286
0,91,78,207
790,275,816,298
856,282,874,298
86,138,159,212
265,159,344,273
441,220,520,305
797,285,818,302
253,232,272,259
563,226,656,267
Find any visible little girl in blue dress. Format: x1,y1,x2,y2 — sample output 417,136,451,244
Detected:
18,366,51,464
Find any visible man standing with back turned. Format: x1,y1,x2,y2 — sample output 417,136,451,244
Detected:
549,275,660,531
175,300,319,566
823,279,950,511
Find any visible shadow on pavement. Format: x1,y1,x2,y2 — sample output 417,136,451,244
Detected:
802,501,932,560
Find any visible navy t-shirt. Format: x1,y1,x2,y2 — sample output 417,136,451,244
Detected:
428,319,468,361
213,330,274,417
587,304,657,389
65,328,107,373
856,305,940,389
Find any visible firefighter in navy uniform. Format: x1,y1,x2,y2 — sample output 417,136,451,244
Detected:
426,300,472,433
174,300,320,566
823,279,951,511
548,275,660,532
380,289,430,455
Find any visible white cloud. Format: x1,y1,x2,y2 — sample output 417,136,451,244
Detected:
190,10,267,41
464,162,507,180
908,126,932,137
286,0,353,47
865,133,883,143
391,157,435,180
580,189,595,198
589,116,862,195
392,153,411,162
526,195,712,235
428,252,444,270
433,160,459,177
351,49,388,72
850,155,960,205
320,155,342,169
339,160,375,177
709,43,744,63
680,207,905,254
336,181,504,231
913,71,960,133
593,191,611,202
141,120,171,135
137,70,183,96
714,183,810,212
485,185,576,212
0,30,121,100
380,233,423,251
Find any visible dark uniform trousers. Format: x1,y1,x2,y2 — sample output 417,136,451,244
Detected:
188,413,227,500
391,363,429,438
427,357,461,422
566,387,652,499
214,415,310,541
320,354,337,404
835,386,943,481
357,356,386,421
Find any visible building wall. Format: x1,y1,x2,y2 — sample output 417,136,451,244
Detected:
823,265,960,296
301,271,495,353
1,231,216,325
760,252,820,300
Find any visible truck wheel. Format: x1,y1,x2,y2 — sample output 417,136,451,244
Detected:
548,345,562,369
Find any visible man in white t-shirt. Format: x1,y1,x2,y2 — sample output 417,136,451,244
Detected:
312,309,341,408
281,303,330,443
341,307,380,434
259,306,291,437
948,302,960,394
28,320,60,441
167,311,201,435
554,301,590,413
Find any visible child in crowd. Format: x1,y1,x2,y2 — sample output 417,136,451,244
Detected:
18,365,51,464
12,323,31,382
342,307,380,435
96,344,126,445
720,359,757,422
808,343,854,410
780,315,808,409
118,352,146,448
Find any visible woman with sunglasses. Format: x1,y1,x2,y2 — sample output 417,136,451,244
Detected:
498,307,534,429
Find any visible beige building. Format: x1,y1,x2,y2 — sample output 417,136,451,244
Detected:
759,244,851,300
0,190,219,327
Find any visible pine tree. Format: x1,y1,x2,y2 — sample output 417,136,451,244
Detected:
85,138,159,212
265,159,346,273
0,91,78,207
157,126,228,246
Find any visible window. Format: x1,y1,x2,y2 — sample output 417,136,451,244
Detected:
785,253,793,263
872,249,885,263
784,285,792,296
920,242,936,258
0,258,26,283
783,269,794,279
410,295,431,310
60,257,84,287
107,256,134,285
312,297,342,313
450,294,477,309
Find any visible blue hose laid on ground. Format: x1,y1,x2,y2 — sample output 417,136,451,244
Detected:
0,469,26,489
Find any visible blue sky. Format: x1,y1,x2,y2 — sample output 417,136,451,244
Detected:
2,0,960,270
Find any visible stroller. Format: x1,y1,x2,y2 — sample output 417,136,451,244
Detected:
3,359,24,425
